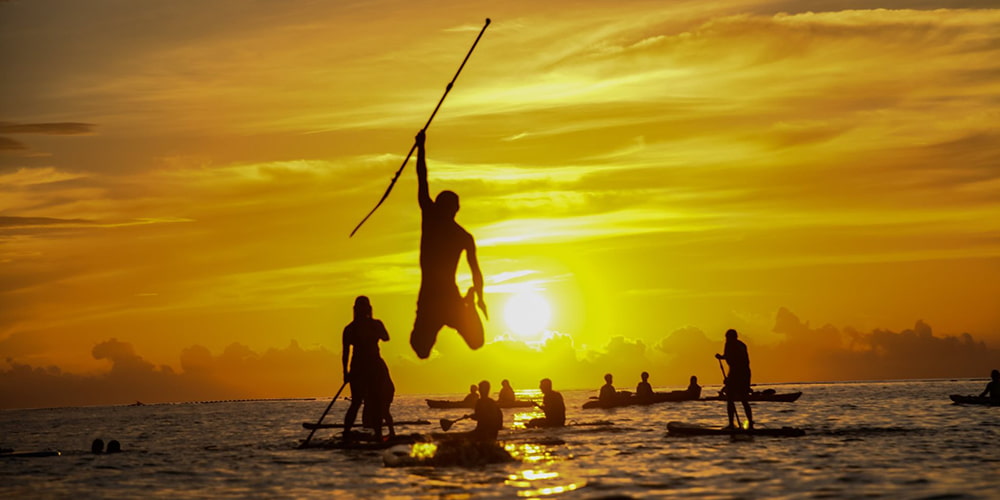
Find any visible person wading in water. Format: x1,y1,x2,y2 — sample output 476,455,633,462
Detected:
410,130,488,359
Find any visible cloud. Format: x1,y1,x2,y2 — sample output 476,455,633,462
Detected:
2,309,996,409
0,122,96,135
0,137,26,151
0,216,93,228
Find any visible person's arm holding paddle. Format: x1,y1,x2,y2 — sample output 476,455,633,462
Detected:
342,328,352,384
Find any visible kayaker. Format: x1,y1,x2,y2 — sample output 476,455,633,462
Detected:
342,296,396,441
498,379,516,405
685,375,702,398
527,378,566,428
469,380,503,441
715,329,754,429
462,384,480,406
599,373,618,403
410,130,488,359
979,369,1000,401
635,372,654,399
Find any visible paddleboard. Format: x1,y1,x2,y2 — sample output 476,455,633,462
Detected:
301,419,430,430
666,421,805,437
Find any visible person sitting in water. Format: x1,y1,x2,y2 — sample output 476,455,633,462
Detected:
469,380,503,441
599,373,618,402
91,438,104,454
462,384,480,406
635,372,654,399
979,369,1000,401
527,378,566,428
498,379,516,405
106,440,121,453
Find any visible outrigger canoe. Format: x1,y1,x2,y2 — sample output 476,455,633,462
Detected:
425,399,536,409
701,391,802,402
667,421,805,437
582,392,700,409
949,395,999,406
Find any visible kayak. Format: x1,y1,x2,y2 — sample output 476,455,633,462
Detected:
582,392,700,409
949,395,999,406
0,450,62,458
701,391,802,402
425,399,536,409
383,439,514,467
301,419,430,430
666,421,805,437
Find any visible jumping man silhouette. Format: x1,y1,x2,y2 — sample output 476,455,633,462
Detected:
410,130,487,359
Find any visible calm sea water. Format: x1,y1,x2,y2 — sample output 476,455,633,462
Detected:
2,379,997,499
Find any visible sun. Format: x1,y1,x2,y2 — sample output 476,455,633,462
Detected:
503,291,552,339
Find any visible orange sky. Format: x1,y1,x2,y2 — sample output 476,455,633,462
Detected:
2,0,999,408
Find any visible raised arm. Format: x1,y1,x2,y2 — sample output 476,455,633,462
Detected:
416,130,432,210
466,236,488,319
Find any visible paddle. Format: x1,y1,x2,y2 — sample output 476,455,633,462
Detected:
717,358,743,429
300,381,348,447
440,414,471,431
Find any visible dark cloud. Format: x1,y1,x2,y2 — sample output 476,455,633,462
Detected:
0,216,93,228
0,122,95,135
1,310,997,409
0,137,26,151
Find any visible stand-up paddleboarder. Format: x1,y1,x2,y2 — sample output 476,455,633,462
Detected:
716,329,754,429
410,130,487,359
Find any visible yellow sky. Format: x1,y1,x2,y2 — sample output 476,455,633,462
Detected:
2,0,999,407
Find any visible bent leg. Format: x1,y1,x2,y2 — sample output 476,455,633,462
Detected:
449,288,484,350
410,312,443,359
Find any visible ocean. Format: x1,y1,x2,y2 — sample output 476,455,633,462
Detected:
2,379,997,499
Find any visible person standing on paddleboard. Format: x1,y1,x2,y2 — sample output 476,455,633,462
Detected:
342,296,395,441
716,329,754,429
410,130,488,359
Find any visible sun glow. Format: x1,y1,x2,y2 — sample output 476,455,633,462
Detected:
503,291,552,338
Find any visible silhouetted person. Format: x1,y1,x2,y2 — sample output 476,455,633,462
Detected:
686,375,702,398
498,379,516,405
106,440,121,453
342,296,396,440
462,384,480,406
527,378,566,428
980,369,1000,401
636,371,654,399
716,329,753,429
599,373,617,402
91,438,104,454
410,130,487,359
469,380,503,441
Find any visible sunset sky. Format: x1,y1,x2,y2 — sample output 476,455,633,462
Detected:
2,0,999,408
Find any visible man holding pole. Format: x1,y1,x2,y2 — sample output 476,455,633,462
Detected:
409,130,487,359
716,329,754,429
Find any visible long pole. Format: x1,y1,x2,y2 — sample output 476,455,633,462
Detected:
300,381,348,447
349,18,492,237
